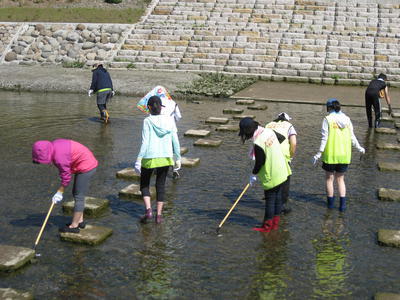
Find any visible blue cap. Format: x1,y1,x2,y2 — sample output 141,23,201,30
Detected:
326,98,338,107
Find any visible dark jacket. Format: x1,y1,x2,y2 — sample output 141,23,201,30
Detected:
90,66,113,92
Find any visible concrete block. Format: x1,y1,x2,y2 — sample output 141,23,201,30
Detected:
184,129,211,137
375,128,397,134
374,293,400,300
376,143,400,151
233,114,255,120
180,147,189,155
194,139,222,147
236,99,255,105
0,245,35,272
216,125,238,132
181,157,200,167
247,104,268,110
205,117,229,124
378,162,400,172
62,197,109,217
378,188,400,202
223,108,244,114
59,225,112,246
378,229,400,248
119,184,155,200
0,288,33,300
116,168,140,181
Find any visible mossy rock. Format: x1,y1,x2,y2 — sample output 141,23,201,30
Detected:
59,225,113,246
0,288,33,300
377,229,400,248
62,196,109,217
0,245,35,272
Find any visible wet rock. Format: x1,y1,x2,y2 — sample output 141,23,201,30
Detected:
376,143,400,151
205,117,229,124
180,147,188,155
0,288,33,300
233,114,255,120
375,293,400,300
378,188,400,202
377,229,400,248
184,129,210,137
0,245,35,272
119,184,155,200
194,139,222,147
59,225,112,246
181,157,200,167
116,168,140,181
223,108,244,114
377,162,400,172
5,52,17,62
247,104,268,110
392,112,400,118
380,116,394,122
236,99,255,105
216,125,239,132
395,123,400,129
62,197,109,217
375,128,397,134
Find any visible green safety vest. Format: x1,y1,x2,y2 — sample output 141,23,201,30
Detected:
322,115,352,164
254,128,291,190
266,120,292,162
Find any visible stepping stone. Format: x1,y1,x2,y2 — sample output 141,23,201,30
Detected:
377,162,400,171
395,122,400,129
119,184,155,200
247,104,268,110
392,112,400,118
378,188,400,202
216,125,238,132
0,288,33,300
375,128,397,134
0,245,35,272
376,143,400,151
205,117,229,124
233,114,255,120
377,229,400,248
116,167,140,181
181,157,200,167
180,147,189,155
59,225,112,246
223,108,244,114
236,99,255,105
382,107,389,112
194,139,222,147
375,293,400,300
380,116,394,122
184,129,210,137
62,196,109,217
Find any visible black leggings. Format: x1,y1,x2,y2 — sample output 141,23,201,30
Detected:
140,166,169,202
97,103,107,116
365,94,381,128
264,183,283,221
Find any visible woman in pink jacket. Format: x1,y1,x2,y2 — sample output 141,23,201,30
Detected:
32,139,98,233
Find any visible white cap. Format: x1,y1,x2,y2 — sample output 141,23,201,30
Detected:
278,112,291,121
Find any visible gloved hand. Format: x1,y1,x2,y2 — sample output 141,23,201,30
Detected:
88,89,93,97
174,160,181,171
312,152,321,165
112,90,115,97
52,191,63,204
357,146,365,154
134,160,141,174
249,175,257,186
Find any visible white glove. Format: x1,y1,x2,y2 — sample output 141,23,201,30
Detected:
52,191,63,204
134,160,141,174
358,146,365,154
88,89,93,97
174,160,181,171
249,175,257,186
312,152,321,165
112,90,115,97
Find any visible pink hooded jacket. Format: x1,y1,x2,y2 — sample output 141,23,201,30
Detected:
32,139,98,187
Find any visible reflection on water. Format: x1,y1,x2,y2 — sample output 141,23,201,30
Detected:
0,90,399,299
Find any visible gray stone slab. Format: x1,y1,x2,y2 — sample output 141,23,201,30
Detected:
205,117,229,124
119,184,155,200
375,128,397,134
223,108,244,114
376,143,400,151
392,112,400,118
378,188,400,202
0,245,35,272
180,147,189,155
59,225,112,246
380,116,395,123
62,196,109,217
378,162,400,171
216,125,238,132
375,293,400,300
181,157,200,167
247,104,268,110
233,114,255,120
194,139,222,147
0,288,33,300
116,167,140,181
184,129,211,137
236,99,255,105
378,229,400,248
396,123,400,129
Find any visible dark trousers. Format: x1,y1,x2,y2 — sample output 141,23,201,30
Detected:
97,103,107,116
281,175,290,206
140,166,169,202
264,183,283,221
365,95,381,128
72,168,96,212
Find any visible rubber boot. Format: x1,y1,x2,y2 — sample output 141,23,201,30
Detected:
327,196,335,209
272,216,280,230
155,214,163,224
252,219,273,233
102,109,109,124
140,208,153,223
339,197,347,212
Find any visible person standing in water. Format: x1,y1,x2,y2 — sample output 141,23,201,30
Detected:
266,112,297,214
239,117,291,233
32,139,98,233
313,98,365,212
365,73,392,128
88,63,114,124
134,96,181,224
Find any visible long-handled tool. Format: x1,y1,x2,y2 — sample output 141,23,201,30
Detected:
216,183,250,235
33,202,55,254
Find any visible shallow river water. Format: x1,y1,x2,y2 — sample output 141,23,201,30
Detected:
0,90,399,299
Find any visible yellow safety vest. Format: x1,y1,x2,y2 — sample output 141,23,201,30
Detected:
322,115,352,164
266,120,293,162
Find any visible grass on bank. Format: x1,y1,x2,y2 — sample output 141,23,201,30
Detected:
0,7,144,23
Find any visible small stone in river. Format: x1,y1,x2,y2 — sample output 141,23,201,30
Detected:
377,229,400,248
180,147,189,155
59,225,112,246
0,245,35,272
184,129,210,137
194,139,222,147
378,188,400,202
377,162,400,172
181,157,200,167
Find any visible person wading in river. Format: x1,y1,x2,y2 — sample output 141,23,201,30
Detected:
239,117,291,233
32,139,98,233
313,98,365,212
